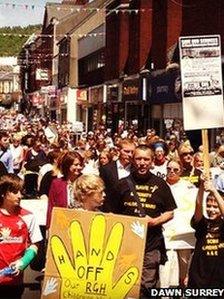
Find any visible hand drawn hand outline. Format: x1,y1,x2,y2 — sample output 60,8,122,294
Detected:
131,220,145,239
43,277,58,296
50,214,139,299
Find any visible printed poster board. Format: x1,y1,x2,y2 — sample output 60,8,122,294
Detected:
179,35,224,130
41,208,147,299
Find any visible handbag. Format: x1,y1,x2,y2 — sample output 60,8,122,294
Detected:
126,176,146,217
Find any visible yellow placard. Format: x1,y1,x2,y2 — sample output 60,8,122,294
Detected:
41,208,147,299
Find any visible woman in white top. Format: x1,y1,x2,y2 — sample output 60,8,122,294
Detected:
160,158,197,288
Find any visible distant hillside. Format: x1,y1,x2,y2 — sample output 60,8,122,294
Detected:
0,25,42,56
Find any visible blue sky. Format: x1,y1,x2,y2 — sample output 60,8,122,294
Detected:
0,0,61,27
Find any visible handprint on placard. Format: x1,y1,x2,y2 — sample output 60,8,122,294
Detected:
49,214,139,299
42,277,58,296
131,220,145,239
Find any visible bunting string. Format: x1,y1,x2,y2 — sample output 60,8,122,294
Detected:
0,2,150,14
0,32,105,38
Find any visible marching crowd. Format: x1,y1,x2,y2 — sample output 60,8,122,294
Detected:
0,109,224,298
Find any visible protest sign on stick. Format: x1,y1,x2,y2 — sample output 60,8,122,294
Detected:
201,129,210,177
41,208,147,299
179,35,224,130
179,35,224,175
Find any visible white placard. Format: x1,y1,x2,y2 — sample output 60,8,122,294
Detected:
20,198,48,226
179,35,224,130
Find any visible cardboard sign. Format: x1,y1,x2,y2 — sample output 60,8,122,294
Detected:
163,184,197,250
41,208,147,299
179,35,224,130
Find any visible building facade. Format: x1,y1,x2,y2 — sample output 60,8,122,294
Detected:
18,0,224,138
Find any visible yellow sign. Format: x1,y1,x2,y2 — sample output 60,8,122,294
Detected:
41,208,147,299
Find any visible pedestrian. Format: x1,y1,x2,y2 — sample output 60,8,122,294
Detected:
115,145,177,297
0,131,13,174
0,174,42,299
99,138,136,213
73,174,105,211
178,142,201,187
160,159,196,288
46,151,84,229
98,149,112,167
10,135,24,175
150,141,169,179
187,177,224,288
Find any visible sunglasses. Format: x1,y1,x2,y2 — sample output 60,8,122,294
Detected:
167,167,180,173
181,152,194,156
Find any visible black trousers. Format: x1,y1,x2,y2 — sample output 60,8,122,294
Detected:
140,249,161,298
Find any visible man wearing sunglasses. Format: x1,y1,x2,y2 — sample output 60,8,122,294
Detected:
178,143,201,187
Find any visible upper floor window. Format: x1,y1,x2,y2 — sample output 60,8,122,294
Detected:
85,51,105,73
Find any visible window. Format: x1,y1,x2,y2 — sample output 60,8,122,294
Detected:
85,51,105,73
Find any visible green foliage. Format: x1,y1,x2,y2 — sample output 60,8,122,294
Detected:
0,25,42,56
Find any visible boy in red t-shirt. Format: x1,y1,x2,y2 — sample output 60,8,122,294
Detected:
0,174,42,299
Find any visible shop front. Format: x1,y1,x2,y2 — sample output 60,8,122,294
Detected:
40,85,57,120
106,83,124,134
150,68,182,137
77,89,88,131
122,77,150,135
58,87,68,123
88,85,106,130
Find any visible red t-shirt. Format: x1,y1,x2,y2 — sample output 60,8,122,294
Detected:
0,208,31,285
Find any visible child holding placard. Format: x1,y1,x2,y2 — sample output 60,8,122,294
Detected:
187,176,224,288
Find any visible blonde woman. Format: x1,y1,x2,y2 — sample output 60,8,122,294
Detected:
73,174,105,211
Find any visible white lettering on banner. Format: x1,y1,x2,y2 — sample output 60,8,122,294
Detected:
181,37,219,48
149,288,224,297
185,288,224,297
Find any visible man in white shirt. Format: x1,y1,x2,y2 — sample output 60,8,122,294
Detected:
10,135,24,174
99,138,135,212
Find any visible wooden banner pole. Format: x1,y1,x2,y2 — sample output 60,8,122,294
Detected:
201,129,210,177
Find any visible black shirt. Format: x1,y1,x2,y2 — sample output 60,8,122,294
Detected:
188,216,224,288
39,170,56,197
116,170,177,252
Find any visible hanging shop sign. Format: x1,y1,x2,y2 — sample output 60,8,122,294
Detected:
150,69,181,103
77,89,88,106
89,86,104,105
122,78,140,101
36,68,49,81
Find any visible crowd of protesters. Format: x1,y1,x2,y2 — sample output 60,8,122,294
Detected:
1,109,224,298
